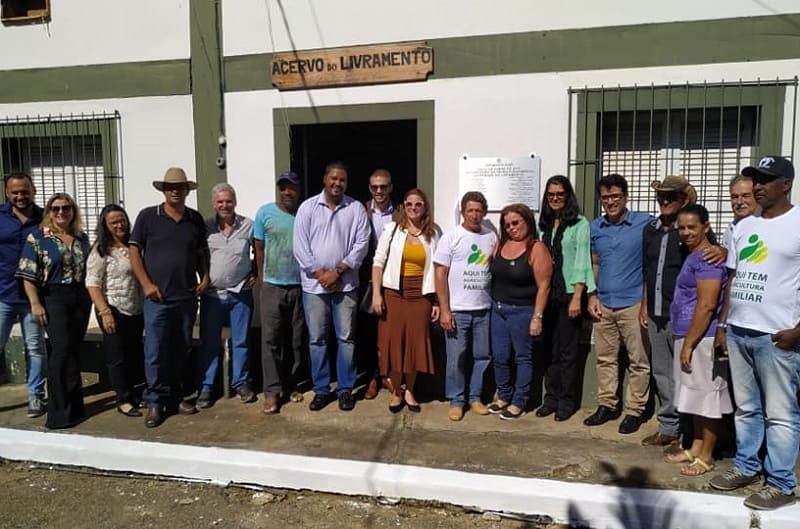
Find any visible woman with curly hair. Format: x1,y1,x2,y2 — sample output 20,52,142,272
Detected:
372,188,439,413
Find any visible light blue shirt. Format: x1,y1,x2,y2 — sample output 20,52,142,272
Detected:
590,210,653,308
369,200,395,245
293,191,371,294
254,203,300,286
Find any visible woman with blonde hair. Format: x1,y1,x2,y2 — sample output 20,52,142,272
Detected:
17,193,91,429
372,188,439,413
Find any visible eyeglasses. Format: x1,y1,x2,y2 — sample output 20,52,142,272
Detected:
656,192,683,204
504,219,523,229
599,193,625,203
404,201,425,209
50,205,73,213
547,191,566,199
370,184,389,191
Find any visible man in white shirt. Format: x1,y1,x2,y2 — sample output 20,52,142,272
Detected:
434,192,497,421
710,156,800,511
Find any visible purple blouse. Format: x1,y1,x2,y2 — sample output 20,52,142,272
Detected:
670,250,728,338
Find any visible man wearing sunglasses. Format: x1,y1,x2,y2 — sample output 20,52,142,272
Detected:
711,156,800,510
359,169,400,400
129,167,209,428
639,176,697,448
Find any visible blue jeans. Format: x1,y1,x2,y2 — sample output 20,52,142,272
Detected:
444,309,490,407
143,298,198,408
302,290,357,396
199,290,253,392
0,300,46,399
728,325,800,494
491,302,533,409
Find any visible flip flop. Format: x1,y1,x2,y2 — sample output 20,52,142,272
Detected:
680,458,715,476
664,449,695,464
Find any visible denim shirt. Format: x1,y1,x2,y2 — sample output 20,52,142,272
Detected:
0,202,43,303
590,210,653,308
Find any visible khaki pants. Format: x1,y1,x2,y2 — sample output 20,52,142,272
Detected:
594,302,650,416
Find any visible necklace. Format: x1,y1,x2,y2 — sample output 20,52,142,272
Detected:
408,230,422,237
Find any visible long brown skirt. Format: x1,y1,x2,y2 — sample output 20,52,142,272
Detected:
378,275,435,376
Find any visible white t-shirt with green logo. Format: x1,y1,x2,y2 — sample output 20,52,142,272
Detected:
726,206,800,334
434,225,497,311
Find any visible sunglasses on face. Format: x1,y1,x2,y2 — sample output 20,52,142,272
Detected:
404,201,425,209
547,191,566,199
50,205,73,213
370,184,389,191
163,184,188,192
656,192,683,203
504,219,524,229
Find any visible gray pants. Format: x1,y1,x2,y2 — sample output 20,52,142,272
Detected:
647,316,679,436
260,282,307,397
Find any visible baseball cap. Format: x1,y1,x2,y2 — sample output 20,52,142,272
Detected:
741,156,795,180
277,171,301,186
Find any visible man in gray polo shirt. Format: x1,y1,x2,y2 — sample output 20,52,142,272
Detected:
196,183,256,408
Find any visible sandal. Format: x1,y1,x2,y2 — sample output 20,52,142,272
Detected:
664,449,695,464
289,391,304,403
680,458,715,476
487,401,508,414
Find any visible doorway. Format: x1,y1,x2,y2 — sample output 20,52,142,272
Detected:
290,119,417,204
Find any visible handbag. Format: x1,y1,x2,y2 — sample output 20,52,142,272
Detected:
359,223,399,314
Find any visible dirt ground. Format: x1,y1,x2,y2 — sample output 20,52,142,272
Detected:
0,460,561,529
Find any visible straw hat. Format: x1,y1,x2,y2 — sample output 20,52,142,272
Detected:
152,167,198,191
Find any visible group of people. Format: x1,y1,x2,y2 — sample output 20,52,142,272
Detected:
0,155,798,511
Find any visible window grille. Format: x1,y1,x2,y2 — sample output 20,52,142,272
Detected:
0,112,123,237
568,79,798,237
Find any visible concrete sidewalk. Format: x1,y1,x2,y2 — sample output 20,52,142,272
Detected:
1,377,798,528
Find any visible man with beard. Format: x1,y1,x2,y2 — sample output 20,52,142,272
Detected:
0,173,46,417
293,162,370,412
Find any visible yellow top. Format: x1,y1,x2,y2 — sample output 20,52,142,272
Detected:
401,241,425,276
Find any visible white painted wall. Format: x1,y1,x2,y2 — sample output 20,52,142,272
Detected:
0,96,197,219
223,0,800,56
0,0,189,70
225,59,800,230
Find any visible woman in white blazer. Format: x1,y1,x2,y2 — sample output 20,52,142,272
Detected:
372,188,439,413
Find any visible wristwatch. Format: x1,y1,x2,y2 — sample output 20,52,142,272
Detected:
334,266,345,276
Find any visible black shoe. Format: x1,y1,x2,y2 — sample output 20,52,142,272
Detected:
555,409,575,422
583,405,621,426
117,403,143,417
178,400,198,415
145,407,164,428
338,390,355,411
235,385,257,403
309,393,331,411
196,390,214,409
389,400,405,414
618,414,642,434
535,403,557,418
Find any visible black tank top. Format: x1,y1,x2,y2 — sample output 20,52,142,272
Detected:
490,249,537,306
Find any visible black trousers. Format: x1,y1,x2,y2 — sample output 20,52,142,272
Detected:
260,282,307,397
42,284,91,429
541,297,582,414
97,306,144,405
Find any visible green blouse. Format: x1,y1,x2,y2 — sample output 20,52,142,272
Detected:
542,215,596,295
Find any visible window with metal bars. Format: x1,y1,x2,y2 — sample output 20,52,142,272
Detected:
0,112,123,238
568,80,798,237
